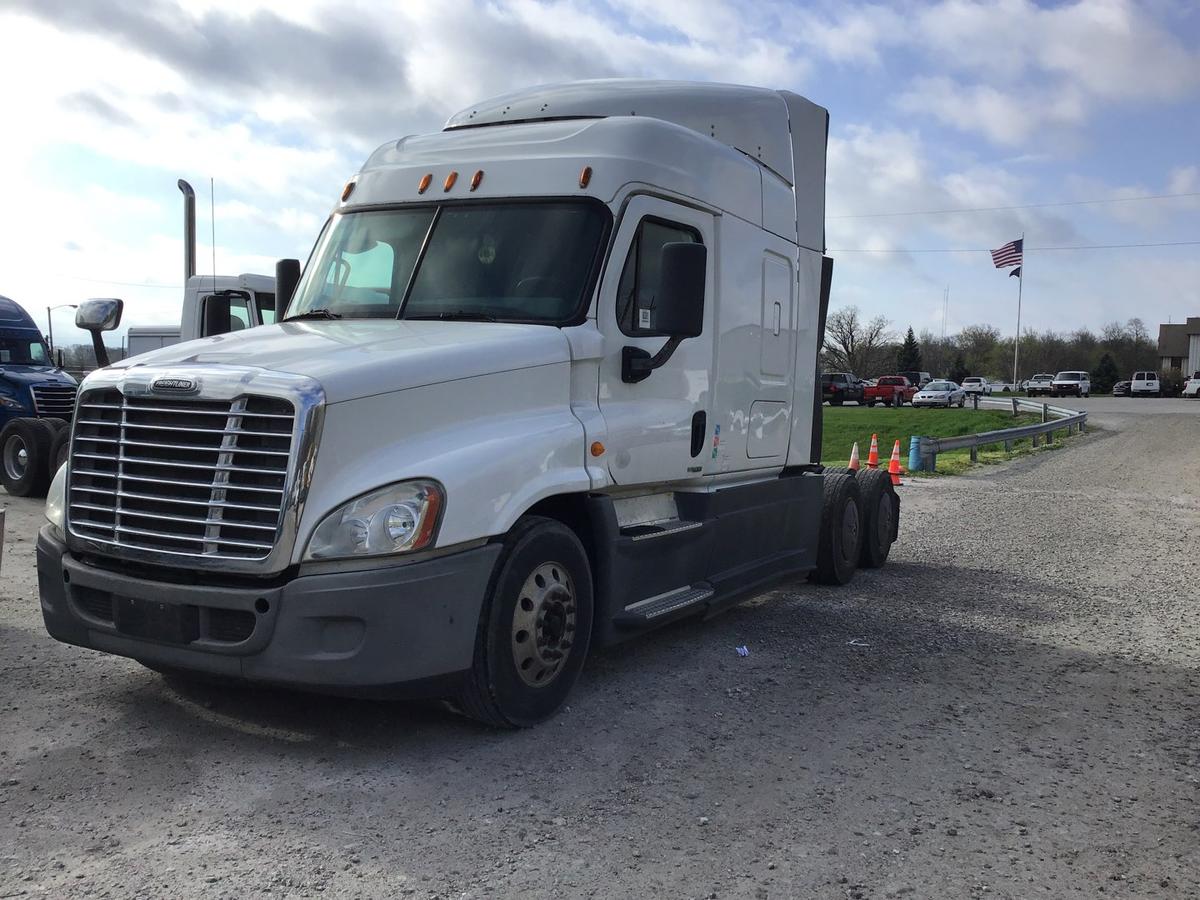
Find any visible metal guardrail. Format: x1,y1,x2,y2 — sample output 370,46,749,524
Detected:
913,396,1088,471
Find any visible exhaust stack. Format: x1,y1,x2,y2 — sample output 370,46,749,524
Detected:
178,179,196,283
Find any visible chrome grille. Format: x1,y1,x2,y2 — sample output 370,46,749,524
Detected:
31,384,78,419
68,389,296,560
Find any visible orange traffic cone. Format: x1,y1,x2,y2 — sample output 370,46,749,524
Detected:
888,439,903,486
867,434,880,468
848,442,860,471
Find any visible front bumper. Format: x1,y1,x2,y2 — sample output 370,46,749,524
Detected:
37,526,501,696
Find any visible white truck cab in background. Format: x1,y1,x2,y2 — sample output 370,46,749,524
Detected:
125,181,278,356
39,80,901,727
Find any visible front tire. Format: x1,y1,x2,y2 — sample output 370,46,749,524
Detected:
456,517,593,728
1,419,54,497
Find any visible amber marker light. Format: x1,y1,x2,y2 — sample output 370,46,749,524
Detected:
443,171,458,192
590,441,605,457
417,173,432,194
579,165,593,189
470,169,484,191
341,179,356,202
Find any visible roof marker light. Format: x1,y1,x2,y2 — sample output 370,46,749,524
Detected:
341,179,356,202
579,166,592,189
470,169,484,191
417,173,432,194
443,171,458,192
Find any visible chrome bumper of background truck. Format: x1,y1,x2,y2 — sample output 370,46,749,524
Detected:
37,526,500,695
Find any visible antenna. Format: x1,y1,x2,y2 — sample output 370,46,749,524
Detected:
210,176,217,294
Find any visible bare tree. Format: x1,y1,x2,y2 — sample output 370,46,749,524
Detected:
822,306,895,376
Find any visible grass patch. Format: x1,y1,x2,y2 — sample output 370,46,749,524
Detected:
820,405,1043,474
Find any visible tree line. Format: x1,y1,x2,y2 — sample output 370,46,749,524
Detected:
821,307,1159,392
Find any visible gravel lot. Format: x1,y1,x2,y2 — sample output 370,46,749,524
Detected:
2,402,1198,899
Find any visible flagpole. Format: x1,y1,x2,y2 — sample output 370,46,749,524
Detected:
1012,232,1024,389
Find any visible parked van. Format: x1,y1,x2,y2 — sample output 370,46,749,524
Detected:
39,81,903,727
1130,371,1161,398
1051,371,1090,398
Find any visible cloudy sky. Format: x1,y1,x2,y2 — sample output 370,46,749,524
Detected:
1,0,1197,343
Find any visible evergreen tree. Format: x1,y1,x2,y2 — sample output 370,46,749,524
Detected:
896,326,922,372
950,353,969,384
1094,352,1120,393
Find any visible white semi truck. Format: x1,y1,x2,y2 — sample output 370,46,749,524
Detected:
39,81,900,727
124,180,279,355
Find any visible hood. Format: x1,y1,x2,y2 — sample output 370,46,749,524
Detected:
0,365,76,388
111,319,573,403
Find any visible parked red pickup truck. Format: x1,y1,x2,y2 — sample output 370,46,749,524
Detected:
864,375,918,407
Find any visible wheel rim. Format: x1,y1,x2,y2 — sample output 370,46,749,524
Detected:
840,498,860,563
3,434,28,481
511,561,577,688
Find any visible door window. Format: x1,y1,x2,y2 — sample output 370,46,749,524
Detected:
615,218,701,335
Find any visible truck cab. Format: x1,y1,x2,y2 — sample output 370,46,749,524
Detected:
125,273,277,355
38,80,901,727
0,296,78,426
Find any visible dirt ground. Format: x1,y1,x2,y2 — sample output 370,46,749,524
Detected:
1,401,1198,899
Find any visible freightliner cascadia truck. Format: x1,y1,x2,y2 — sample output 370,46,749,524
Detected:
38,81,900,727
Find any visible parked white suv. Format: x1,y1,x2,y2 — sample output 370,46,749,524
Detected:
1051,371,1090,398
1130,371,1161,398
1183,371,1200,398
961,376,991,395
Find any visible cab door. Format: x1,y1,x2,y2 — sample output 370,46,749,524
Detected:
596,196,716,485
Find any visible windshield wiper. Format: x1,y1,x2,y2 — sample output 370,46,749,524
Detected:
285,308,342,321
408,310,499,322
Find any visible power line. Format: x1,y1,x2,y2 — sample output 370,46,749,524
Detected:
829,191,1200,220
59,275,181,290
830,240,1200,254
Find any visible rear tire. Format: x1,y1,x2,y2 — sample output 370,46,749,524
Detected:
813,473,863,586
1,419,53,497
856,469,898,569
456,516,593,728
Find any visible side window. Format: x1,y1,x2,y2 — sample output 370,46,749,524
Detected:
616,217,701,335
228,294,252,332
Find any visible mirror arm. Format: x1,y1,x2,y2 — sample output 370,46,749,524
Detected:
621,336,685,384
90,331,111,368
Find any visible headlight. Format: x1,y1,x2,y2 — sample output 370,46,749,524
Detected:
304,480,444,561
44,462,68,540
0,393,26,410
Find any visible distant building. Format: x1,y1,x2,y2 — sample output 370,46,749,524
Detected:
1157,317,1200,375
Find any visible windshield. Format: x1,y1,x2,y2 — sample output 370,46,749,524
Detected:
926,381,954,391
0,337,50,366
1055,372,1081,381
286,201,609,324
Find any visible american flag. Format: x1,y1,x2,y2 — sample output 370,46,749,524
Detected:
991,238,1023,268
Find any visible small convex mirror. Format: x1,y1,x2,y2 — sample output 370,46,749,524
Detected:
75,298,124,332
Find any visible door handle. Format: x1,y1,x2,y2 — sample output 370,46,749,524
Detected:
773,302,781,336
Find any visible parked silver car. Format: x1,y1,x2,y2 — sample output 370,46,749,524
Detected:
912,380,967,408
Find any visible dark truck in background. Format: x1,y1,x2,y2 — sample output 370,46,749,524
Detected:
821,372,866,405
1,296,78,496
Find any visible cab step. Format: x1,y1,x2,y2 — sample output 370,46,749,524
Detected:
618,519,703,541
615,583,714,628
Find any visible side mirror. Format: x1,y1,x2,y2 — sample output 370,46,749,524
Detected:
75,298,123,368
630,242,706,338
276,258,301,311
621,243,707,384
203,293,232,336
75,298,123,332
56,348,65,369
